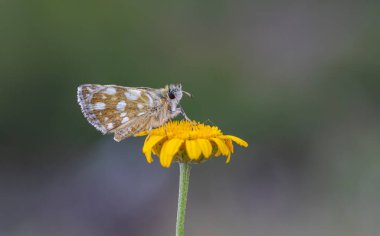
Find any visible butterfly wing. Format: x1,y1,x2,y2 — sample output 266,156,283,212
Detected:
77,84,163,137
113,114,154,141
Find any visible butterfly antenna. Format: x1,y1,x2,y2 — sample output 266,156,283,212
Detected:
183,91,193,98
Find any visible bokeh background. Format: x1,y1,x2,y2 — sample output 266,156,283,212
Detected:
1,1,379,235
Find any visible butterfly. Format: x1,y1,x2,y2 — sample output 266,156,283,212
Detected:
77,84,192,142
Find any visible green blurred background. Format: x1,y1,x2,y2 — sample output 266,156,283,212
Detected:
1,1,379,235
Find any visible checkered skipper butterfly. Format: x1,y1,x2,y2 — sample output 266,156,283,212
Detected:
77,84,192,142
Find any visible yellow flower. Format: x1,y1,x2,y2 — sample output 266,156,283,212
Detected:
137,120,249,168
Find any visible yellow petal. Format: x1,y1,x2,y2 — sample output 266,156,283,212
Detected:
221,135,248,147
135,130,149,137
152,145,160,156
196,139,213,158
211,138,230,156
225,139,234,153
215,149,222,157
159,138,184,168
226,153,231,163
142,135,165,163
185,140,202,160
142,135,164,153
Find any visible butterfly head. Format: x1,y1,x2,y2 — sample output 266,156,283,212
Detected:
167,84,192,111
168,84,183,102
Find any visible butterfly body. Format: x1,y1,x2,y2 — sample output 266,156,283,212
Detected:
77,84,190,141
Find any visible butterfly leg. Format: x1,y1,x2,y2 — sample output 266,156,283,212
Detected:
179,107,191,121
179,107,196,125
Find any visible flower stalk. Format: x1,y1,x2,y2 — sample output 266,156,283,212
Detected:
176,162,191,236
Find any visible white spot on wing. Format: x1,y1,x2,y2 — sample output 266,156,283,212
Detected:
104,117,109,121
124,89,141,100
104,87,117,95
122,117,129,124
116,100,126,111
120,112,127,117
107,123,114,129
137,103,144,109
94,102,106,110
137,112,145,116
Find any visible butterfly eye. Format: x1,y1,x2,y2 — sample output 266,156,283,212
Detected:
169,91,175,99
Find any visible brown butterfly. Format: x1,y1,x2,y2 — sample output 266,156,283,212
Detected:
77,84,192,141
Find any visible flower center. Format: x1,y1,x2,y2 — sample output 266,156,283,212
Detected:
151,121,223,140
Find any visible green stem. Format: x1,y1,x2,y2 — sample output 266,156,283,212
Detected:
176,163,191,236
